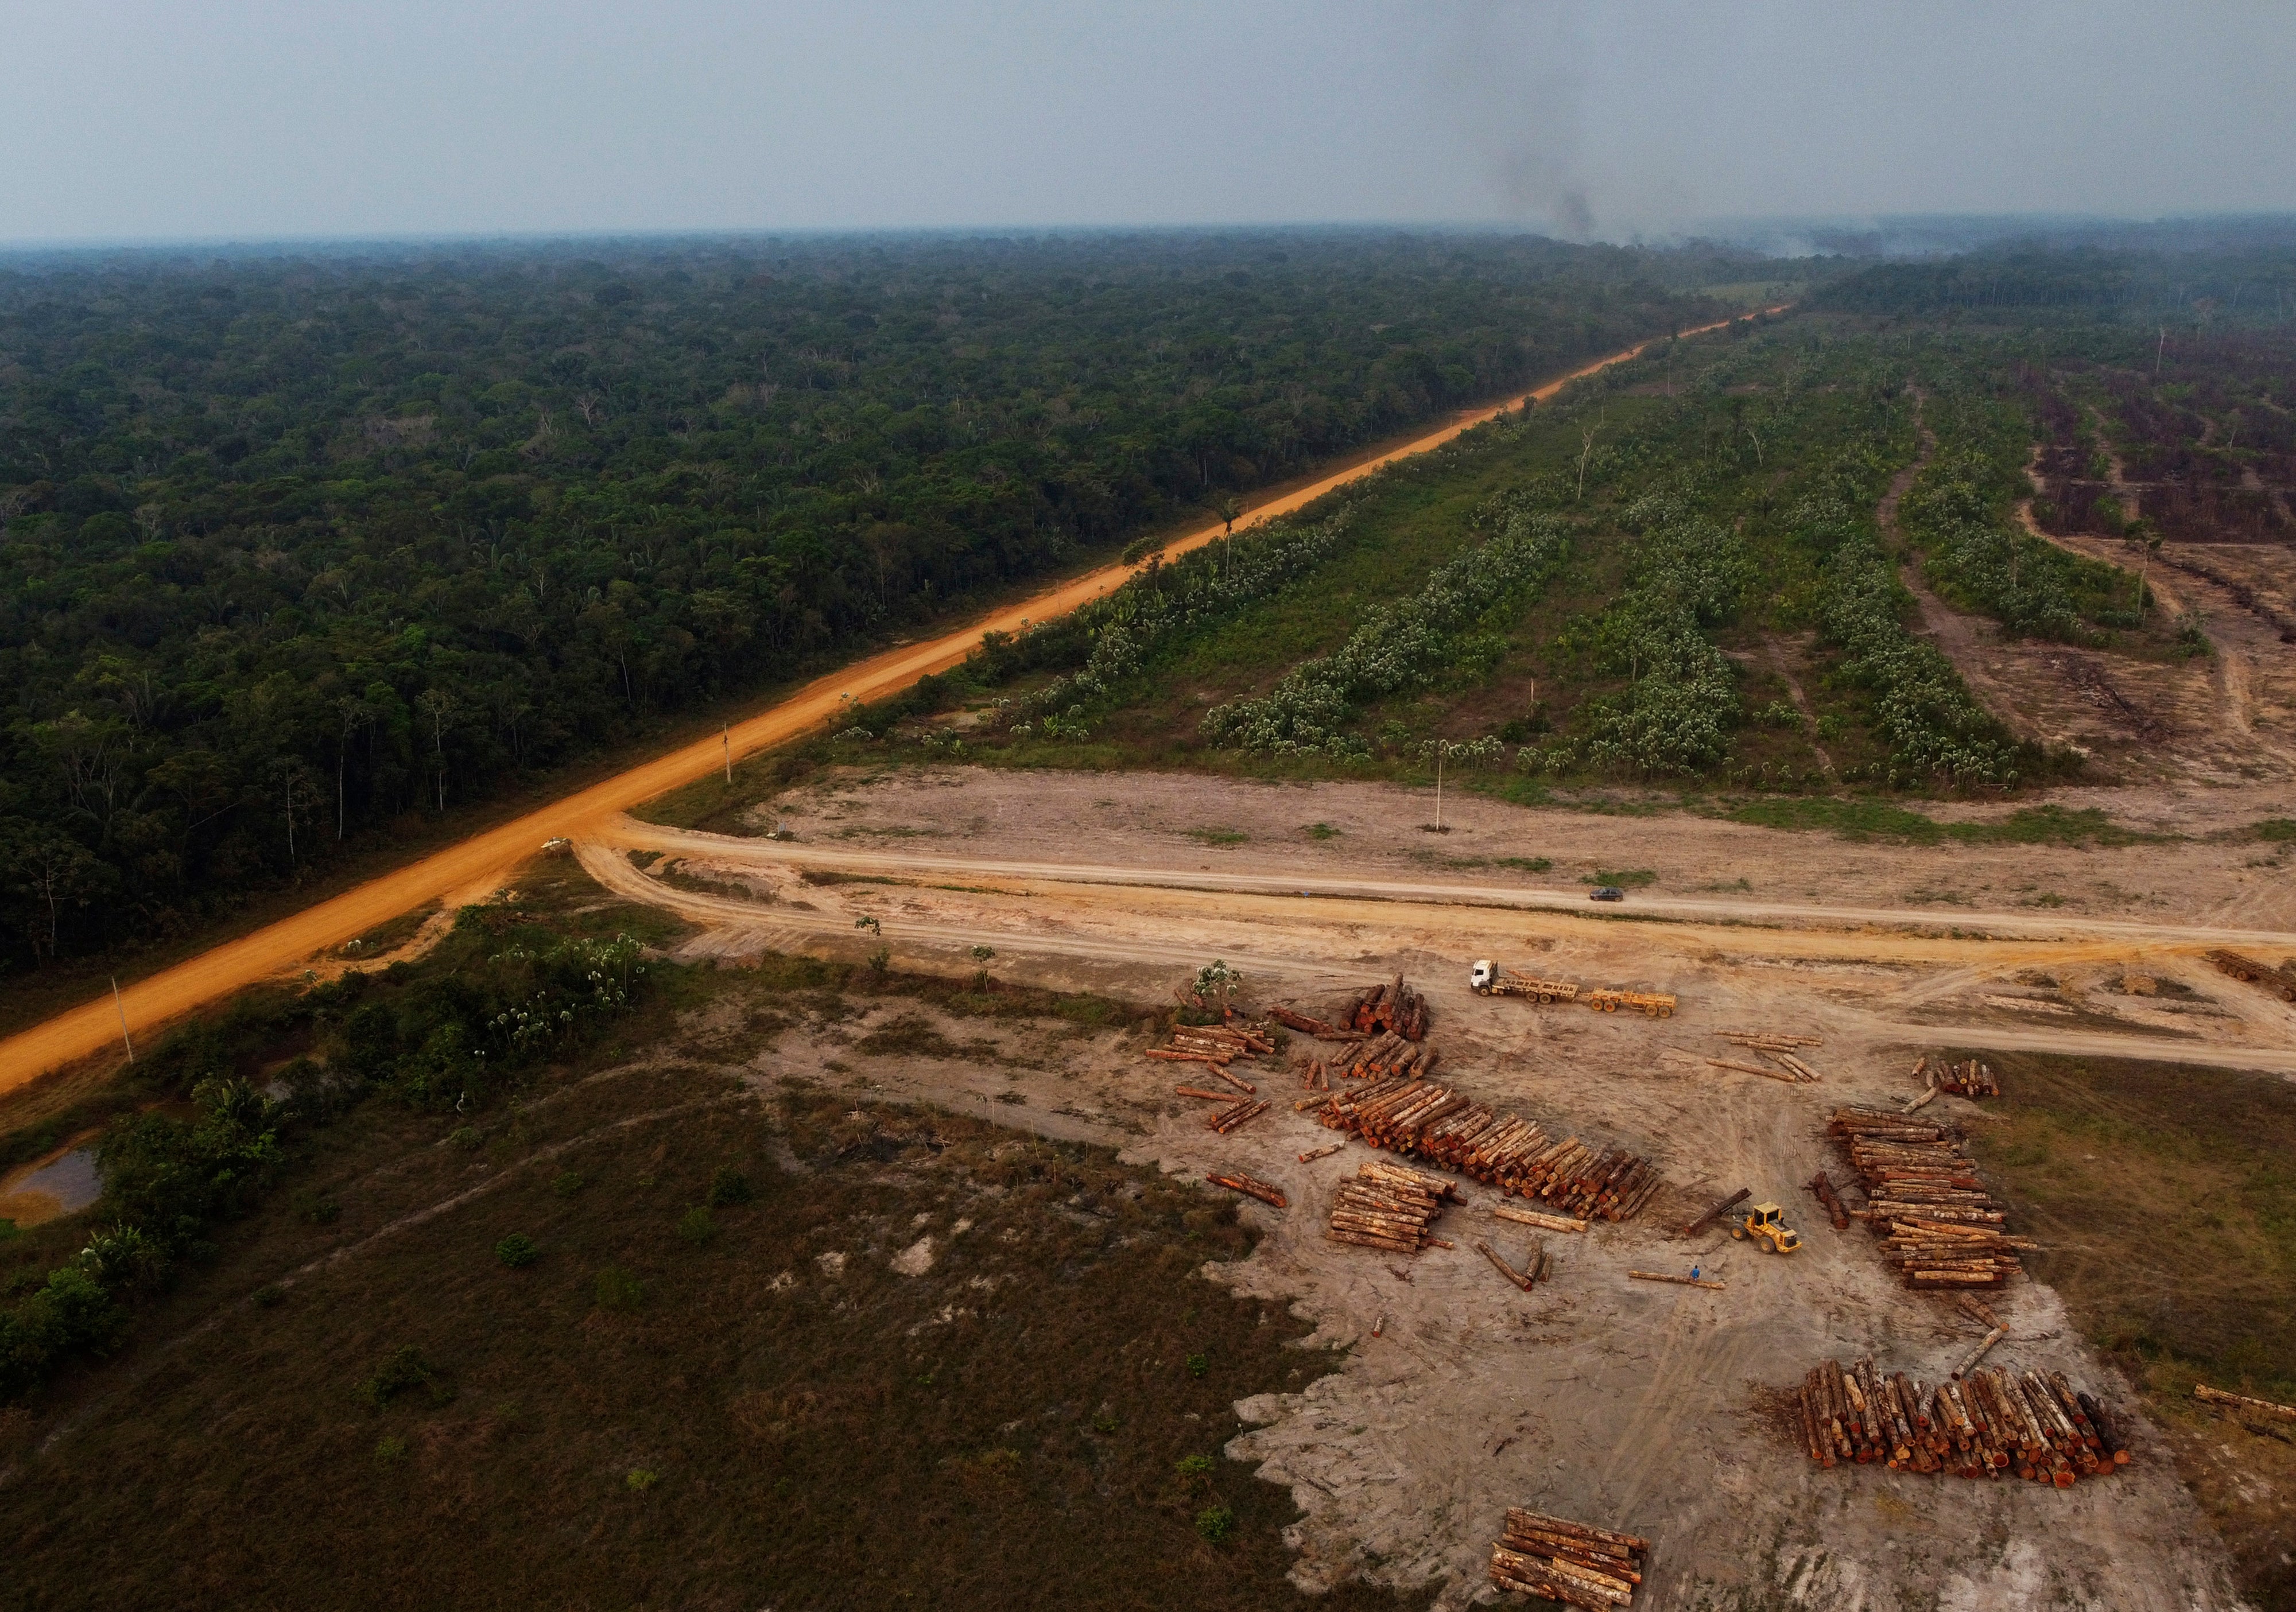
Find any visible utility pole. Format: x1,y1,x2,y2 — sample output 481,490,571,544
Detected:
723,724,732,783
112,976,134,1062
1434,747,1445,832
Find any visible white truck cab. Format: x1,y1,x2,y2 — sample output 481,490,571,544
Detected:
1470,960,1495,993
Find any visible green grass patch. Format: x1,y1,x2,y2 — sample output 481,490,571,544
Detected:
0,1066,1413,1611
1583,868,1657,888
2254,818,2296,842
1727,798,2157,848
1493,856,1553,873
1185,828,1250,848
1965,1048,2296,1607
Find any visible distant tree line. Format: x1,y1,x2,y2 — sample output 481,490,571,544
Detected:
1813,246,2296,323
0,231,1750,969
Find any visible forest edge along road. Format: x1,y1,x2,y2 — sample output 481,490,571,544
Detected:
0,308,1779,1096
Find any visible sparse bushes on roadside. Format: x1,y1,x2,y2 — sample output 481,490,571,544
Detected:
494,1233,541,1268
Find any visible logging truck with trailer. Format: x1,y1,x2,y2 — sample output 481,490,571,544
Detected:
1469,961,1578,1003
1732,1202,1802,1254
1584,987,1676,1017
2205,948,2296,1002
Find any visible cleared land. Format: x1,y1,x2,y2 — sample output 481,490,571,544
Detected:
7,293,2296,1611
515,756,2296,1606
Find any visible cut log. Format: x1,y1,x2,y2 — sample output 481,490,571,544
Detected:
1476,1239,1534,1291
1630,1270,1725,1290
1174,1086,1235,1102
1205,1172,1286,1209
2196,1384,2296,1422
1681,1187,1751,1237
1951,1329,2004,1380
1297,1142,1345,1163
1492,1205,1589,1233
1707,1057,1797,1081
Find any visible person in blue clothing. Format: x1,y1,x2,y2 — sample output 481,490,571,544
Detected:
1690,1265,1701,1282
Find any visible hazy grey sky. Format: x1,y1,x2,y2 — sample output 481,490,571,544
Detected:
5,1,2292,244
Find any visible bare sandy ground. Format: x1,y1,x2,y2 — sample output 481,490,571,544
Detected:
540,752,2296,1610
635,848,2256,1609
684,761,2296,943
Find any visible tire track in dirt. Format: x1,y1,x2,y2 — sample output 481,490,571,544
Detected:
1883,394,2053,744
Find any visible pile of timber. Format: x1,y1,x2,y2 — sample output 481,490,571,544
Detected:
1146,1021,1275,1067
1806,1170,1852,1230
1342,974,1429,1040
1319,1075,1659,1222
1302,1032,1441,1087
1924,1056,2000,1098
1268,1004,1366,1042
1796,1356,2130,1483
1829,1108,2030,1288
1488,1509,1649,1609
2205,949,2296,1003
1325,1160,1459,1254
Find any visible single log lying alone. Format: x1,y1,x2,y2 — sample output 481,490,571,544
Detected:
1206,1172,1286,1209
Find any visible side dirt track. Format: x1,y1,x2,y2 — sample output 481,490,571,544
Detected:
548,768,2281,1607
0,310,1778,1101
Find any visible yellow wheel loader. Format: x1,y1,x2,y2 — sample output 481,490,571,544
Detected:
1731,1201,1802,1254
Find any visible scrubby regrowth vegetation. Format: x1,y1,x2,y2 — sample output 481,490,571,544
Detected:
667,242,2287,829
1968,1048,2296,1606
0,868,676,1397
0,867,1417,1611
0,231,1775,977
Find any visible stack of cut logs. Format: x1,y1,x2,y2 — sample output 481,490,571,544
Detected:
1796,1356,2130,1483
1271,977,1430,1040
1316,1075,1659,1221
1925,1057,2000,1098
1325,1160,1459,1254
1146,1021,1274,1067
1829,1107,2031,1288
1806,1170,1852,1230
1300,1034,1441,1088
1487,1509,1649,1609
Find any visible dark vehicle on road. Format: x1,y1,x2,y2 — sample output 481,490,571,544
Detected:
1589,886,1626,902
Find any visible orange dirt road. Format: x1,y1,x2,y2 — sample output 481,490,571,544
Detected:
0,309,1777,1096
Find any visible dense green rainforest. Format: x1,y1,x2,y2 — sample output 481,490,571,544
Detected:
0,232,1772,972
